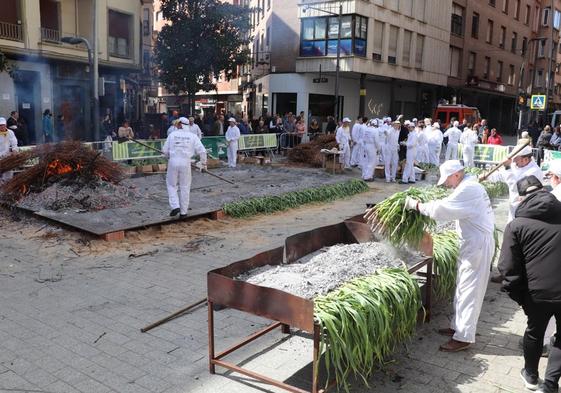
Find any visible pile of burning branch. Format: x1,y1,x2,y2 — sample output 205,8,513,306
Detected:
0,141,125,202
287,134,338,167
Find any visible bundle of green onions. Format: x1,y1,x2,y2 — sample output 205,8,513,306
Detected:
481,181,509,199
223,179,369,218
364,186,449,248
314,268,421,391
431,230,460,300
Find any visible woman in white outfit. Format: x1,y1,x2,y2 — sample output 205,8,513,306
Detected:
225,118,241,168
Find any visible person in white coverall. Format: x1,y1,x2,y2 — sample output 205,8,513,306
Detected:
428,123,443,166
336,118,352,169
484,145,543,223
162,125,207,217
350,116,364,167
400,121,418,184
383,120,401,182
186,117,203,139
444,121,462,161
225,118,241,168
416,118,431,163
0,117,19,184
405,160,495,352
360,120,379,181
460,126,478,167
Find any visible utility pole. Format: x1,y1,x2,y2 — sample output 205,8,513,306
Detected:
334,3,342,121
92,0,100,141
546,0,556,123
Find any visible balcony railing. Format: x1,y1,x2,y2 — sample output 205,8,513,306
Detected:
41,27,61,43
0,21,22,41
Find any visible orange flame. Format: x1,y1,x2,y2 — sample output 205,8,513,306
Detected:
46,160,77,176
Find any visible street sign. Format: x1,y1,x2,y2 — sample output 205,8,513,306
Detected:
530,95,546,110
313,77,328,83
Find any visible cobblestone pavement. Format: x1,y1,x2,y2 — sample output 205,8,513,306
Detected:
0,179,546,393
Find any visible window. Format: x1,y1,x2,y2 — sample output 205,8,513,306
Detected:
508,64,515,85
489,0,496,6
514,0,520,19
499,26,506,48
372,20,384,60
522,36,528,55
403,30,412,65
511,32,517,53
525,5,531,25
544,7,551,26
415,34,424,68
497,60,503,82
555,10,561,30
300,15,367,57
538,39,546,57
536,69,544,87
484,56,490,79
502,0,508,14
471,12,479,38
451,3,464,36
486,19,493,43
388,25,398,64
468,52,476,74
108,10,132,58
450,46,462,78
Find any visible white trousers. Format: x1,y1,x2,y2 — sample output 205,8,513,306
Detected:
350,144,364,167
428,143,441,166
445,143,458,161
339,143,351,168
166,161,192,215
384,147,399,181
401,148,417,182
416,145,429,163
361,143,377,180
451,234,494,343
227,141,238,168
463,146,475,167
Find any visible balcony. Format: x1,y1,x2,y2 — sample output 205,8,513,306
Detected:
40,27,61,43
0,21,22,41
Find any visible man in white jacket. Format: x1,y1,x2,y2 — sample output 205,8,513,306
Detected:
0,117,19,184
405,160,495,352
460,126,478,167
360,119,379,181
186,116,203,139
416,118,431,163
400,121,418,184
428,123,444,166
444,121,462,161
225,118,241,168
162,124,207,218
336,117,352,169
350,116,364,167
383,120,401,182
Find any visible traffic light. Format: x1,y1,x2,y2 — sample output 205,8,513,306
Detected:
517,94,527,110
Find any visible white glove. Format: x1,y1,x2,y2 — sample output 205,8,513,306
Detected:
338,144,345,151
195,161,207,172
404,196,419,211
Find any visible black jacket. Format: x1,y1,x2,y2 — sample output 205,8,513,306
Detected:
498,191,561,305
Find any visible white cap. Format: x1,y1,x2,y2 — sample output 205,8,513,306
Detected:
369,119,378,126
513,145,533,158
342,117,351,123
228,117,236,122
404,120,411,126
547,160,561,177
433,123,440,129
453,121,459,127
437,160,464,186
412,118,418,123
521,131,530,138
392,120,401,125
0,117,6,125
179,117,189,125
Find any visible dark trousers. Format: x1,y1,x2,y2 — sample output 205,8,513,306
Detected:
523,300,561,390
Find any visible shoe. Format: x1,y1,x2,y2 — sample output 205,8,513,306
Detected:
409,181,416,184
170,208,180,217
437,328,456,337
536,383,558,393
490,273,503,283
439,339,470,352
520,368,539,391
179,214,188,219
386,179,391,183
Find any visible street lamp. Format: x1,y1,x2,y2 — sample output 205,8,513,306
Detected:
61,35,100,141
302,3,343,120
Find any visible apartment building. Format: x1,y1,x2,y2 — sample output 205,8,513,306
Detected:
243,0,452,122
0,0,150,142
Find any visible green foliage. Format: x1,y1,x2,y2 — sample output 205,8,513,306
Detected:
481,181,509,199
155,0,252,106
223,179,369,218
314,268,421,391
366,186,449,248
431,230,459,300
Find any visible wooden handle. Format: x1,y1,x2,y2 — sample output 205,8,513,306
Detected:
479,139,531,181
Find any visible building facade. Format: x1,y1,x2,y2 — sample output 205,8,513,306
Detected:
0,0,150,142
243,0,452,125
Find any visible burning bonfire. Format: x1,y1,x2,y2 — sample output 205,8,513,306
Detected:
0,141,125,206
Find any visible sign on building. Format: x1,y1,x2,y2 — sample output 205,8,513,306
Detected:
530,95,546,110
